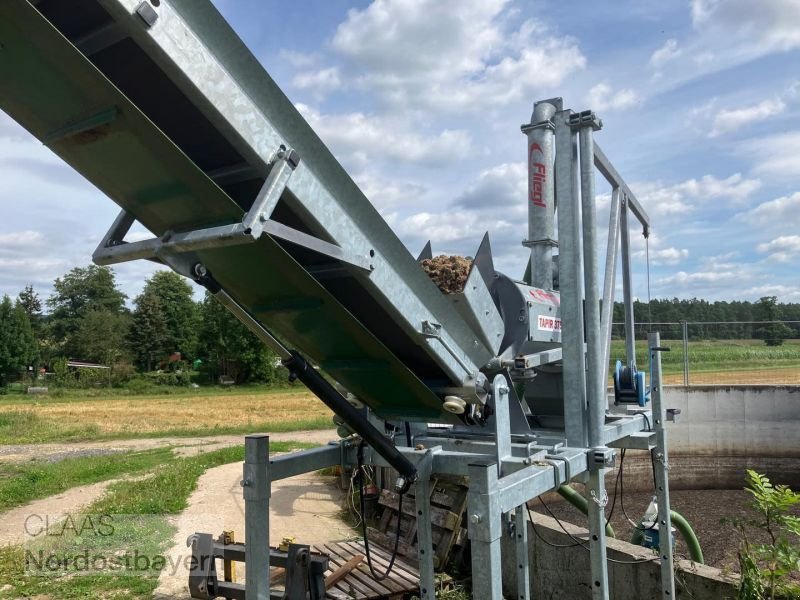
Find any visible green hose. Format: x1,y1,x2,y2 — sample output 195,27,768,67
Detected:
630,510,704,564
556,485,616,538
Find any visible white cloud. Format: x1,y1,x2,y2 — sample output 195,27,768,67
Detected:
295,103,472,167
740,284,800,302
749,132,800,178
296,0,586,111
658,269,739,286
352,171,427,211
587,83,641,112
738,191,800,225
649,39,682,69
632,173,761,218
0,230,44,247
642,247,689,266
291,67,342,96
692,0,800,54
708,98,786,137
279,49,318,68
757,235,800,262
455,162,526,210
647,1,800,90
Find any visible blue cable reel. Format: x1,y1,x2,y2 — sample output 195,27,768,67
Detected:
613,360,649,406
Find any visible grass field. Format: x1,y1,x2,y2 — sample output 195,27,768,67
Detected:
0,441,316,599
608,338,800,384
0,387,332,445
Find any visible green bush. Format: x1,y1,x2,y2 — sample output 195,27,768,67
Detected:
726,470,800,600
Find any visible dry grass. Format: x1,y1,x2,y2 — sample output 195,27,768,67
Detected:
661,366,800,385
0,389,332,443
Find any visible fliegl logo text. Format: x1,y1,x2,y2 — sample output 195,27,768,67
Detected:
24,513,116,538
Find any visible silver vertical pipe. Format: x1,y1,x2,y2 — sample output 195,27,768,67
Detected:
554,111,587,447
620,197,637,365
649,332,677,599
243,434,270,600
682,320,690,386
522,100,557,289
601,188,622,384
579,122,604,448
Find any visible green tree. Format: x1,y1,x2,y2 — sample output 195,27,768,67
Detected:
197,293,283,384
129,292,169,371
0,296,38,386
755,296,792,347
17,284,42,336
72,310,131,365
47,265,127,356
137,271,199,360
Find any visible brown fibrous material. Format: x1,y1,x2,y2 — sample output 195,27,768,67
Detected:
421,255,473,294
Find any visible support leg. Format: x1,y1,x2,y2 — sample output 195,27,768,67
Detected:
467,462,503,600
649,332,676,599
515,504,531,600
243,434,270,600
415,466,435,600
586,469,610,600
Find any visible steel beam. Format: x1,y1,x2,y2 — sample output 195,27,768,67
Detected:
243,434,270,600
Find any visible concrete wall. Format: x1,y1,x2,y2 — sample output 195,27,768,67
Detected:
622,385,800,490
501,513,738,600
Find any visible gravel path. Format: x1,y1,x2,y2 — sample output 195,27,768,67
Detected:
152,459,353,599
0,429,337,464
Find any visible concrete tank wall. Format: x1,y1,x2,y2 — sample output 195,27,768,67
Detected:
501,513,738,600
621,385,800,490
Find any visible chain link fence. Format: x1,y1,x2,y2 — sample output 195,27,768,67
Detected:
608,321,800,385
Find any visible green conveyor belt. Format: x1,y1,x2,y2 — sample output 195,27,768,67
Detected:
0,0,446,421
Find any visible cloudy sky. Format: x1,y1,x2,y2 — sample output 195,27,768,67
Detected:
1,0,799,307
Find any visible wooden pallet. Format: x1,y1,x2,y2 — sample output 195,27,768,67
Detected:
313,541,419,599
367,474,468,571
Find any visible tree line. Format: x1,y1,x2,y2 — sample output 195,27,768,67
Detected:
0,265,283,388
1,264,798,387
612,296,800,343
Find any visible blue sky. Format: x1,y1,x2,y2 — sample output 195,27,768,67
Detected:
1,0,798,306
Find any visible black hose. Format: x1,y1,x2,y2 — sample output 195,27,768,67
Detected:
282,350,417,490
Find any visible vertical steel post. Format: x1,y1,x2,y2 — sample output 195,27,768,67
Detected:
415,468,436,600
555,110,587,447
586,468,610,600
578,116,605,449
515,504,531,600
578,114,610,600
243,434,270,600
467,461,503,599
649,332,676,599
522,99,559,289
601,188,622,380
492,374,512,477
682,321,689,386
620,196,636,365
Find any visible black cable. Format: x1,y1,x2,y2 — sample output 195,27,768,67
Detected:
619,448,657,532
529,498,657,565
527,503,583,548
357,441,403,581
404,422,412,447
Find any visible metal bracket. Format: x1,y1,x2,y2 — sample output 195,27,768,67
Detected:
569,110,602,131
419,320,474,376
587,447,615,471
92,150,371,272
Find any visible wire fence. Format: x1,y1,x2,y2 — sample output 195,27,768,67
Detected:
608,321,800,385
